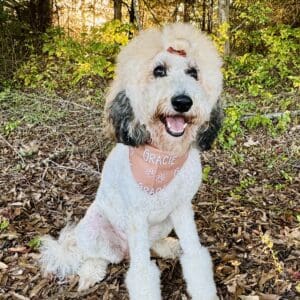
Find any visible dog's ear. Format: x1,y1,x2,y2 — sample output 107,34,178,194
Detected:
196,99,223,151
106,91,150,147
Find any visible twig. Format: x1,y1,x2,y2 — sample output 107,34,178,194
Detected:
17,90,100,112
47,160,101,176
241,110,300,121
0,133,25,165
54,97,94,111
8,292,30,300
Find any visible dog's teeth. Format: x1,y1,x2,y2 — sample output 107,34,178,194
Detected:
183,123,187,129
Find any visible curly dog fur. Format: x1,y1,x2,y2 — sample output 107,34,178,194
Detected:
40,23,223,300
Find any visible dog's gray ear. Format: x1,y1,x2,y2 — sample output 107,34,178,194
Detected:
196,99,223,151
107,91,150,146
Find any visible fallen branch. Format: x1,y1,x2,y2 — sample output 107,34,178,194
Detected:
241,110,300,121
47,159,101,176
0,133,25,165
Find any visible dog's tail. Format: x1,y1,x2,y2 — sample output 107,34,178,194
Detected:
39,224,83,278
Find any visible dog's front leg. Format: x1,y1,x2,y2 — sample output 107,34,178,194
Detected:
125,216,162,300
171,203,218,300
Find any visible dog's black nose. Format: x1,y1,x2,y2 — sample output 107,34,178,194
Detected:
171,95,193,113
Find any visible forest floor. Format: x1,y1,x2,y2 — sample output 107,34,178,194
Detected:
0,90,299,300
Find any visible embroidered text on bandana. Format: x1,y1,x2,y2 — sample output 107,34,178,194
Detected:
129,145,188,195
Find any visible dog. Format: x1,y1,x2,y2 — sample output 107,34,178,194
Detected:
40,23,223,300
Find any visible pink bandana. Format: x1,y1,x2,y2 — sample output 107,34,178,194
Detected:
129,145,188,195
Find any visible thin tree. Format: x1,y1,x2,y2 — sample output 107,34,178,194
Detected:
113,0,122,20
218,0,230,55
183,0,195,22
129,0,141,29
201,0,206,31
207,0,214,33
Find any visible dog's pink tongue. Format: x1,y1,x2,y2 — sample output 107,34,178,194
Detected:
166,116,186,133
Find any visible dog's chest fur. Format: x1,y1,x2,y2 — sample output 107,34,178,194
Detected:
73,144,204,261
96,144,202,226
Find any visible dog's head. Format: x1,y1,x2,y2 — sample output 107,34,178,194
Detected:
105,23,223,155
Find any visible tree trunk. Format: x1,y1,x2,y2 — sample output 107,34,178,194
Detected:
135,0,141,29
113,0,122,21
129,0,141,29
207,0,213,33
218,0,230,55
28,0,52,33
38,0,52,32
201,0,206,31
183,0,194,22
129,0,135,23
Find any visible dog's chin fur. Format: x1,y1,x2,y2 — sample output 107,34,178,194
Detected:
146,121,199,155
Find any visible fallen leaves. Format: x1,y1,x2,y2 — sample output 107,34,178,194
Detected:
0,262,8,270
1,91,299,299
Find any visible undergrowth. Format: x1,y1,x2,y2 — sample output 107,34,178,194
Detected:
14,21,134,92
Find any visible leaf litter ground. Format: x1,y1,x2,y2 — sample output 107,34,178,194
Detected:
0,91,299,300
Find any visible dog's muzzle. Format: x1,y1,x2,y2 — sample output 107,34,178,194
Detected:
158,95,195,137
171,95,193,113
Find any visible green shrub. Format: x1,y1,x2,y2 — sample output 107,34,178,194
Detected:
15,21,134,92
224,0,300,94
218,105,243,149
225,25,300,94
245,114,272,131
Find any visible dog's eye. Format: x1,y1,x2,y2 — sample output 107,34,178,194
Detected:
186,67,198,80
153,65,167,78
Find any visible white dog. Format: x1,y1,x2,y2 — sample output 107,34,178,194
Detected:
40,23,223,300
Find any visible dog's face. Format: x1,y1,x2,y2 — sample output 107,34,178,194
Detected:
106,24,223,155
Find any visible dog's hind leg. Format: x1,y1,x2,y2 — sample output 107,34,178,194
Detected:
151,237,182,259
150,218,182,259
77,258,108,291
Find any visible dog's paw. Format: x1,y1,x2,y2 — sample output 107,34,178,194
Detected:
78,276,100,291
152,237,182,259
77,258,107,291
126,261,161,300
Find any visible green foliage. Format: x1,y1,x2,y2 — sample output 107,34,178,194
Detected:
15,21,134,92
212,22,230,55
229,150,245,166
280,170,293,183
245,114,272,131
0,218,9,231
202,165,211,182
0,90,68,137
217,105,243,149
0,1,46,85
217,100,292,151
245,112,291,135
28,236,41,250
275,112,291,134
2,120,21,136
226,0,300,94
231,176,256,198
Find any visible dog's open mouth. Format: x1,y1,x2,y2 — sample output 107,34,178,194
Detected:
160,115,188,137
